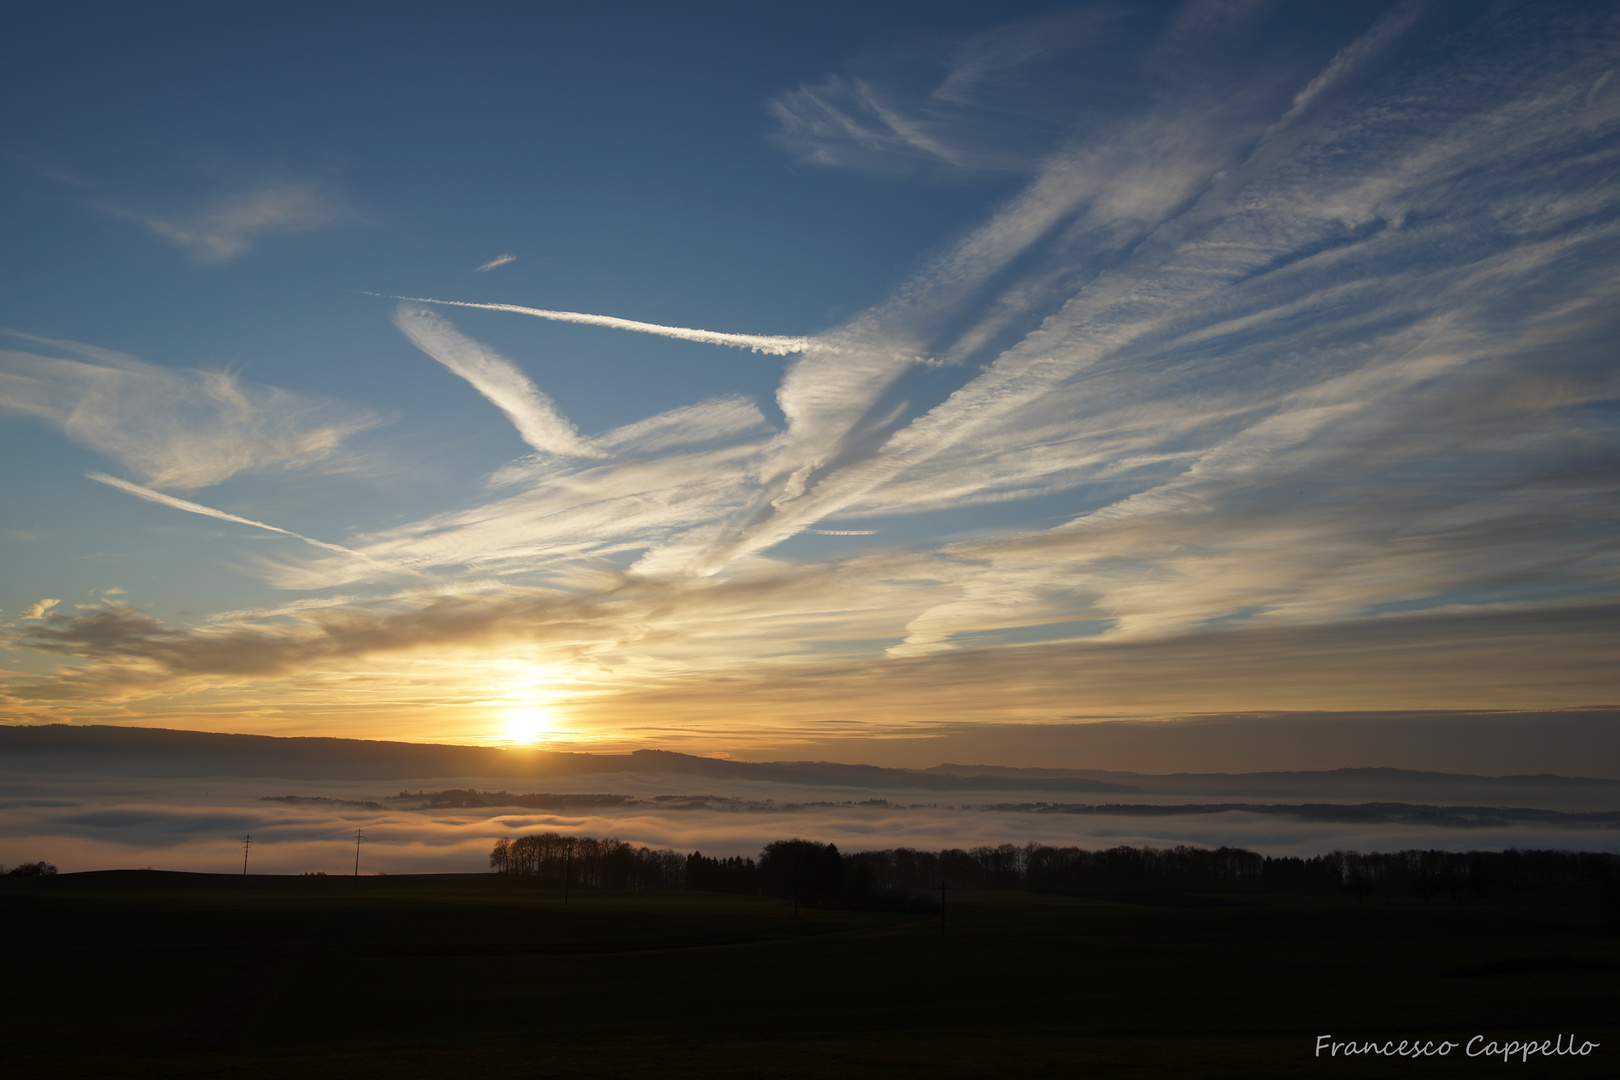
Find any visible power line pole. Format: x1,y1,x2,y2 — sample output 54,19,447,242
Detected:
242,834,252,875
354,828,364,877
937,879,949,937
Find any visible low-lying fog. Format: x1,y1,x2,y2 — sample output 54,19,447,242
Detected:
5,767,1617,876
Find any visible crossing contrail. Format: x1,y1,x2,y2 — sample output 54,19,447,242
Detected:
87,473,372,560
364,292,813,355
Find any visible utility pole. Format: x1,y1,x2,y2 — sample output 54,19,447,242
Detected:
937,879,949,937
354,828,364,876
563,838,572,905
242,834,252,875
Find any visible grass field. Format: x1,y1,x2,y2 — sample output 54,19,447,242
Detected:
3,872,1615,1078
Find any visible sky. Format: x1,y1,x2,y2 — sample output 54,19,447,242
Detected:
2,0,1618,767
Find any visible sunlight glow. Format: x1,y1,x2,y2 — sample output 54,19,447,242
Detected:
502,705,553,745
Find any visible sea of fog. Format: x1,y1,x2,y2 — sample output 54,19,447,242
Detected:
3,769,1617,876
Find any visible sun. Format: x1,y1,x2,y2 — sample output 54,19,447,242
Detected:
501,705,552,745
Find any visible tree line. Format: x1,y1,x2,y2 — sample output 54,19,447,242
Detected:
844,843,1618,901
491,834,1619,907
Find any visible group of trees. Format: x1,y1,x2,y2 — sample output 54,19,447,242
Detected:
842,842,1265,894
2,862,58,877
685,851,759,894
488,833,684,890
491,834,1619,906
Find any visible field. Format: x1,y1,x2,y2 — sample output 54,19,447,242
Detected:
3,872,1615,1078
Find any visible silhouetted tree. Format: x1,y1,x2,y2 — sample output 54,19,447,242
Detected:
1466,858,1496,898
759,839,844,907
686,851,758,894
4,862,58,877
1342,872,1375,904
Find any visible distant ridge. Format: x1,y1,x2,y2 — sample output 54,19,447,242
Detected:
924,761,1620,797
3,725,1617,805
0,724,1134,793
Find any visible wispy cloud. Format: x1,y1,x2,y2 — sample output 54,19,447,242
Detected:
0,331,380,489
100,175,351,262
599,395,770,455
391,304,605,460
1270,0,1421,130
767,6,1157,176
20,599,60,620
0,147,95,189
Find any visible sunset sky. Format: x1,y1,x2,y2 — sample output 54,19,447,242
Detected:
3,0,1617,763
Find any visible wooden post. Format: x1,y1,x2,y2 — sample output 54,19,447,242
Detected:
938,879,949,936
354,828,364,876
242,834,252,875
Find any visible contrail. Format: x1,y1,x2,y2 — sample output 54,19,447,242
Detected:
474,253,517,272
87,473,372,560
391,304,606,459
364,292,813,355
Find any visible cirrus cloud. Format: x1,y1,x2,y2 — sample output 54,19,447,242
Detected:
0,330,381,490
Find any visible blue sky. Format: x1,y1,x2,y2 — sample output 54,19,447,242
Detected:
2,1,1617,761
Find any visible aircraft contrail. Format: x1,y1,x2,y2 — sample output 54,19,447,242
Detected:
87,473,372,560
365,293,814,355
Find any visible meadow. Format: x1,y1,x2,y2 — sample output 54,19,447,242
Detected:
3,870,1615,1078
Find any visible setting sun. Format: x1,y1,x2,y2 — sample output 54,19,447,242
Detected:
502,706,552,745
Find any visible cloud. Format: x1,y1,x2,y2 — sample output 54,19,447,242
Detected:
769,75,985,174
1270,0,1422,130
0,147,95,190
474,253,518,272
0,331,380,489
378,293,812,356
391,304,606,460
709,0,1620,612
21,599,60,620
576,605,1620,745
259,444,782,589
85,472,376,562
599,396,770,455
100,176,351,262
766,7,1149,176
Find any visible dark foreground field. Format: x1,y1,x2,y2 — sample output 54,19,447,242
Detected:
3,872,1615,1078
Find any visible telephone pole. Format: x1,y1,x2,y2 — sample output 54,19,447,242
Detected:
354,828,364,876
242,834,252,875
937,879,949,937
